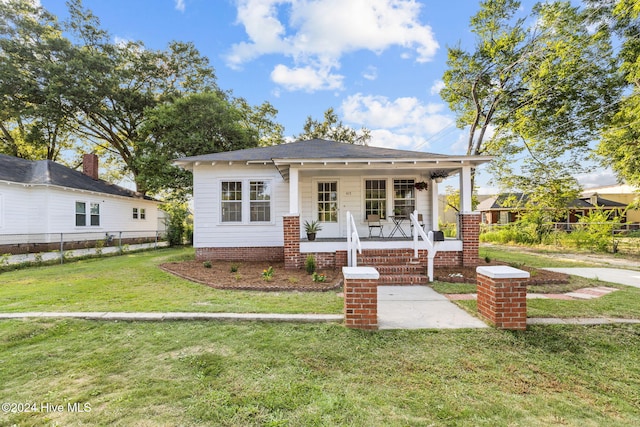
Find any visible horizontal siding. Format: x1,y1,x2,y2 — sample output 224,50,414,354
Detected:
192,165,439,247
0,183,160,238
193,164,287,248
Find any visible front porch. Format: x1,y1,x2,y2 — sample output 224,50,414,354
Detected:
283,212,481,283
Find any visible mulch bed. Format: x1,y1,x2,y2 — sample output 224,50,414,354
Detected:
160,261,342,292
434,262,570,285
161,259,569,292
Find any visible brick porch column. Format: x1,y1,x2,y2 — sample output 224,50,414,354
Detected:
460,212,481,267
343,267,379,330
476,266,529,331
283,214,301,269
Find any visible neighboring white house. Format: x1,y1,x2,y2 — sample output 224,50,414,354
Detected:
0,153,162,253
175,139,491,279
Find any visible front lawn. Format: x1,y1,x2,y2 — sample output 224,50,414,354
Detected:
0,248,343,314
1,320,639,426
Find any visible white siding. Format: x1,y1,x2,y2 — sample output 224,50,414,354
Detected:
192,165,437,247
299,170,434,239
192,163,287,248
0,182,160,242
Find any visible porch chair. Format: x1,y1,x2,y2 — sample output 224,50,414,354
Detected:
367,214,384,237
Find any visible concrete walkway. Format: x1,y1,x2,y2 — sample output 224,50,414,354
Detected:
377,286,488,329
543,268,640,288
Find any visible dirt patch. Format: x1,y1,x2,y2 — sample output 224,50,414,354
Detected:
434,262,570,286
160,261,341,292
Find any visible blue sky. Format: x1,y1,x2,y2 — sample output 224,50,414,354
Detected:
40,0,617,193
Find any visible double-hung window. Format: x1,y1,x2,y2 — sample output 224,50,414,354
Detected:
393,179,415,216
221,181,243,222
76,201,100,227
364,179,386,219
221,180,272,223
250,181,271,222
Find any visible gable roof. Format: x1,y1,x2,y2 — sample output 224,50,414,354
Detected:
0,154,153,200
175,139,493,166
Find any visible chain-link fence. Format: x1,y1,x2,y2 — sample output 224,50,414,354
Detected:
0,230,168,265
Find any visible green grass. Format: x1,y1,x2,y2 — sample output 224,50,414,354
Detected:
479,246,598,268
0,248,343,314
1,320,639,426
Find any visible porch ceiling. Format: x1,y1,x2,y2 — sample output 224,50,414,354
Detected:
269,157,491,182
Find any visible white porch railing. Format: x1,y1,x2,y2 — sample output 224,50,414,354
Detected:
346,211,362,267
410,210,437,282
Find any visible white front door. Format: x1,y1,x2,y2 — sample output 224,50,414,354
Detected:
316,181,340,237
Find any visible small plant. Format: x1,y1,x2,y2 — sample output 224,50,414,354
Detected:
203,260,212,268
34,252,44,264
95,239,104,256
484,255,491,263
288,277,299,284
0,253,9,266
230,263,239,273
304,220,323,234
234,273,242,281
305,254,317,274
312,272,326,283
262,266,274,281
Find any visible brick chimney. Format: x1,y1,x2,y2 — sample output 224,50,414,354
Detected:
82,154,99,180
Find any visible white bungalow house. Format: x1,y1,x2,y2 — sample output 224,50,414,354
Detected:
175,139,491,283
0,153,162,254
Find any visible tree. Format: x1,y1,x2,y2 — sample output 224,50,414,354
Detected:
595,0,640,189
138,92,259,199
0,0,76,160
441,0,619,200
233,98,284,146
295,107,371,145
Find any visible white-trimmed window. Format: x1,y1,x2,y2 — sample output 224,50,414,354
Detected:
133,207,147,220
220,180,272,223
250,181,271,222
365,179,387,219
393,179,415,216
76,201,100,227
221,181,243,223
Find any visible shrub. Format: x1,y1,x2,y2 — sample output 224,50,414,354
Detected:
312,272,326,283
305,254,316,274
203,261,212,268
230,263,239,273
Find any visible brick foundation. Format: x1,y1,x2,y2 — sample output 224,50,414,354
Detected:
343,267,379,330
476,266,529,330
283,215,301,269
196,246,284,262
460,212,481,267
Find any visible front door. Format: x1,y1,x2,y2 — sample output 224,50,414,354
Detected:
316,181,340,237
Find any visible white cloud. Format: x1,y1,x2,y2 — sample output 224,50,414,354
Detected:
342,93,453,136
175,0,186,12
362,66,378,81
227,0,439,91
576,169,619,189
430,80,445,95
341,93,456,151
271,64,344,92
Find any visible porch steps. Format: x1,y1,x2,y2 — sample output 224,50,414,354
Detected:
357,251,428,286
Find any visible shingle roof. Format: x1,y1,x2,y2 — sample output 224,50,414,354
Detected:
477,192,626,211
0,154,153,200
176,138,478,163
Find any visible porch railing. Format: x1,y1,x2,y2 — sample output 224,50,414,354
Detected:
346,211,362,267
410,210,437,282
